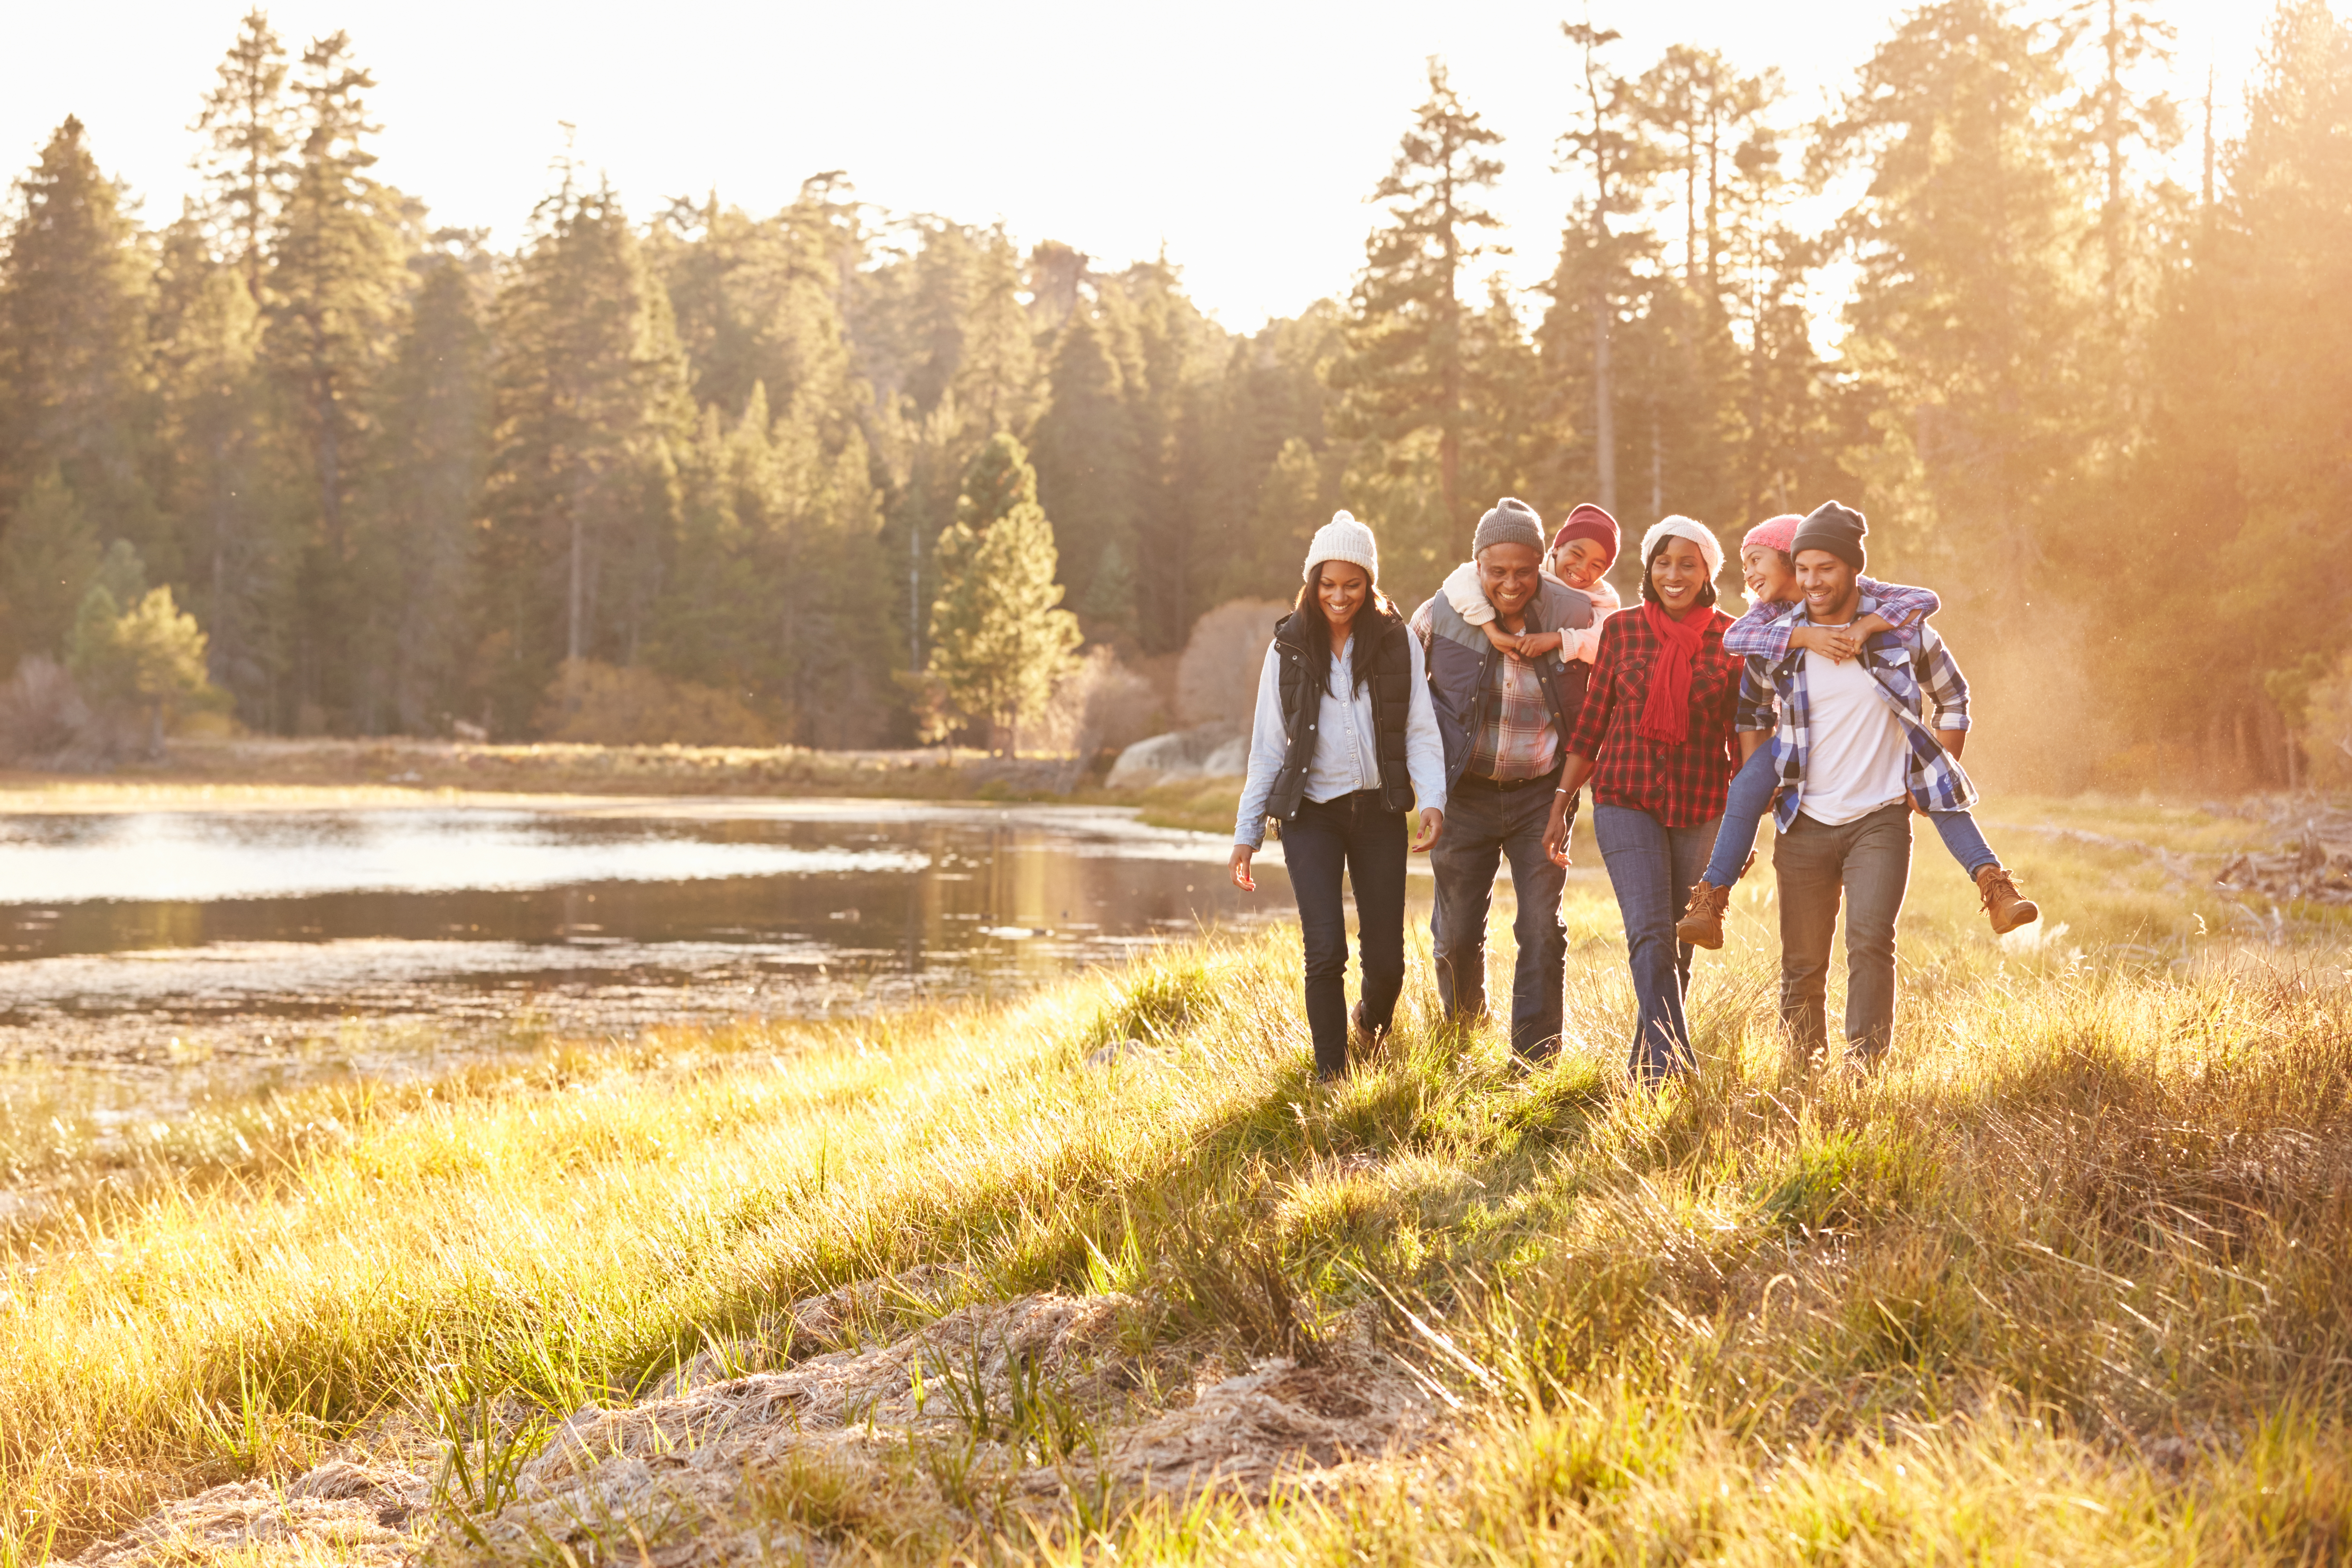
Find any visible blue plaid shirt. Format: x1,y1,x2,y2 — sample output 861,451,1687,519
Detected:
1735,597,1977,832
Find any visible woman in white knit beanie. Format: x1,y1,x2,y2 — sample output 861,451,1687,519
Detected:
1230,512,1449,1082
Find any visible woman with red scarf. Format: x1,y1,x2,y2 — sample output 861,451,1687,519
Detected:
1541,517,1743,1083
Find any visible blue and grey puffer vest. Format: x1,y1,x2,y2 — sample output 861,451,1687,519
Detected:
1416,578,1597,790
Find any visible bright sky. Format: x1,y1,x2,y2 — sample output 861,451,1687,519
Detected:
2,0,2277,332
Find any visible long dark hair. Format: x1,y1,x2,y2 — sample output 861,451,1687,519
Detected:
1640,533,1719,610
1293,563,1396,695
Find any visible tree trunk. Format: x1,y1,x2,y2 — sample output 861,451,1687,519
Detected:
1592,283,1617,515
567,506,585,667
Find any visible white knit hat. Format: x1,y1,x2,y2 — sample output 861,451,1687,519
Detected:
1639,515,1725,584
1302,510,1379,584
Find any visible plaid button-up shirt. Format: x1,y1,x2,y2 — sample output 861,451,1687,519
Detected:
1408,598,1568,781
1462,646,1561,781
1721,576,1941,661
1735,600,1977,832
1562,606,1744,827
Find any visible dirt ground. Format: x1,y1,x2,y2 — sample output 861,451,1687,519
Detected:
71,1279,1435,1566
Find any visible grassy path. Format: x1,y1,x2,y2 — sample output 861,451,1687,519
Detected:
4,802,2348,1564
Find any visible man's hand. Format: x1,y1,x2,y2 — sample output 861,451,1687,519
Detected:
1410,808,1443,852
1790,623,1863,662
1543,794,1574,867
1229,844,1256,892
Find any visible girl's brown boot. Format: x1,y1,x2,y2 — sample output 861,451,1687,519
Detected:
1676,880,1734,950
1975,865,2040,934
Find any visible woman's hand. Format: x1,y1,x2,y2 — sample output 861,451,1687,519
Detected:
1229,845,1257,892
1542,794,1574,867
1410,808,1443,852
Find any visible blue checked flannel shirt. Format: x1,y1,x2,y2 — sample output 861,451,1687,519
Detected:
1735,593,1978,833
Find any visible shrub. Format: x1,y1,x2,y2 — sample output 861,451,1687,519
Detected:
531,660,774,746
1175,598,1288,729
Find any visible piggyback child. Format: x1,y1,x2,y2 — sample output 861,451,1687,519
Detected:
1673,507,2041,948
1439,503,1624,667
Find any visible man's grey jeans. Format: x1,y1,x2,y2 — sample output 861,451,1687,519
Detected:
1431,774,1568,1061
1774,801,1913,1062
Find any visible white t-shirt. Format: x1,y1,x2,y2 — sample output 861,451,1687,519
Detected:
1798,641,1909,826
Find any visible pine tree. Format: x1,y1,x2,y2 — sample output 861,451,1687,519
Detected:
926,434,1079,755
2205,0,2352,766
265,30,412,727
147,207,291,722
191,9,294,300
0,117,155,549
356,240,490,732
1553,23,1656,518
651,182,862,439
0,466,102,671
480,170,691,733
1196,307,1343,608
1095,260,1222,652
267,31,407,561
1333,59,1504,575
1817,0,2093,595
1030,308,1140,636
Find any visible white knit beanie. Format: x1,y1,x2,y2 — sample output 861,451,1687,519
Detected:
1302,510,1379,584
1639,515,1725,584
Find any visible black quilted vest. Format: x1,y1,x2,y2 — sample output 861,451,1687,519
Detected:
1264,608,1416,822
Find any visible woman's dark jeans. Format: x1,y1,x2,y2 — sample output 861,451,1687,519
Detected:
1593,803,1720,1083
1283,791,1409,1079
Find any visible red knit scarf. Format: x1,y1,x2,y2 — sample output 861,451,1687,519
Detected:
1636,601,1713,745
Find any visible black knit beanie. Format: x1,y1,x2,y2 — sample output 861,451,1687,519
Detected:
1790,500,1867,573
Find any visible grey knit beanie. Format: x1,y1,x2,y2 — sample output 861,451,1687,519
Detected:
1791,500,1867,573
1472,497,1545,557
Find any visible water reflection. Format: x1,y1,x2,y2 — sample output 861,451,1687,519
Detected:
0,802,1289,1125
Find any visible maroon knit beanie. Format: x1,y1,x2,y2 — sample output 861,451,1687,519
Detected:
1549,503,1620,569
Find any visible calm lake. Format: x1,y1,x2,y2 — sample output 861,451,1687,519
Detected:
0,799,1288,1133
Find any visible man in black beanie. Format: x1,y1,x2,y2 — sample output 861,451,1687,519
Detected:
1788,500,1867,573
1730,498,2021,1069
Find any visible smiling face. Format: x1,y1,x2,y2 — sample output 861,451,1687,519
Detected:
1741,544,1796,605
1647,536,1712,612
1550,537,1611,591
1476,542,1544,623
1315,561,1370,639
1793,549,1861,624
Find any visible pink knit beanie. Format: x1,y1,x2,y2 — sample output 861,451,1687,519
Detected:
1740,514,1803,556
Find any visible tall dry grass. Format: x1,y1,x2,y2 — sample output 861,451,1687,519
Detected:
1,800,2347,1563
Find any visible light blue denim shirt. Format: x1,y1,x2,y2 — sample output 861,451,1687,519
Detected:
1231,631,1448,848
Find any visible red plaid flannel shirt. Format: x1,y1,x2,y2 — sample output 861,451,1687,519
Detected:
1563,606,1744,827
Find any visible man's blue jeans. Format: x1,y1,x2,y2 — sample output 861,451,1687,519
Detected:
1703,744,1999,887
1594,803,1720,1083
1431,775,1568,1062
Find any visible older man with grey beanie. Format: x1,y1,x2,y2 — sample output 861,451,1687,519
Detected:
1409,498,1597,1067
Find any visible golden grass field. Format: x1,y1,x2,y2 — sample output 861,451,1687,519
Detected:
3,793,2348,1565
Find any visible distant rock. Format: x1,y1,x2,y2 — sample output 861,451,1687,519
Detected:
1106,723,1246,789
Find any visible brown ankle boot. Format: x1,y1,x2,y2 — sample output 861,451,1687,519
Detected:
1976,864,2039,935
1676,880,1733,950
